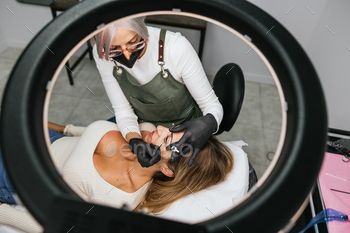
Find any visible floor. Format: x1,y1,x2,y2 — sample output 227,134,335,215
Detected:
0,47,282,179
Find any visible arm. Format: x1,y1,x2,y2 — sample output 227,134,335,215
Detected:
166,34,223,165
93,45,141,141
0,204,43,233
48,121,64,133
169,34,223,132
48,122,86,137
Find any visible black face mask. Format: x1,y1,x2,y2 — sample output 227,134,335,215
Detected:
111,47,145,69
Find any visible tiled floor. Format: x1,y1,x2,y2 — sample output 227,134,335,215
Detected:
0,47,282,179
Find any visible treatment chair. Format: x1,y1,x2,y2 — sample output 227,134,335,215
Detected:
213,63,244,135
212,63,258,189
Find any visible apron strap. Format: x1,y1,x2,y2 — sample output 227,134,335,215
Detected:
158,29,169,78
158,29,166,63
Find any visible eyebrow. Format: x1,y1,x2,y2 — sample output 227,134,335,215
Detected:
159,132,173,149
127,34,138,43
111,34,138,48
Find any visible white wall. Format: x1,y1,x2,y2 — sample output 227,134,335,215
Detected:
200,0,329,83
305,0,350,131
247,0,329,48
246,0,350,131
201,22,273,84
0,0,87,56
0,0,349,131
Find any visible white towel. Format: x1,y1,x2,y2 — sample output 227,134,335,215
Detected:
151,141,250,224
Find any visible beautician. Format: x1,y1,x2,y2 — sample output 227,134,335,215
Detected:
92,17,223,167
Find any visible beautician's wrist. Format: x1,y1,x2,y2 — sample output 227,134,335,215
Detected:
126,132,142,142
206,114,218,133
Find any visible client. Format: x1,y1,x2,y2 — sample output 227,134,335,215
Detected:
0,120,234,232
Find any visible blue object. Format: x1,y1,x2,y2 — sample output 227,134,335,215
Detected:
299,208,348,233
0,129,65,204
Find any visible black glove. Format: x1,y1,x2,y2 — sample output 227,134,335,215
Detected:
129,138,161,167
166,114,217,166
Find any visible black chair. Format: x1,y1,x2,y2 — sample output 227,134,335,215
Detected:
212,63,257,189
213,63,245,135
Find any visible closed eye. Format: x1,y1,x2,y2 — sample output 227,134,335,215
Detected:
128,38,138,44
164,132,174,146
110,35,139,50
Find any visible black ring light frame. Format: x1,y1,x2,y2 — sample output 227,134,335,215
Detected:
0,0,327,232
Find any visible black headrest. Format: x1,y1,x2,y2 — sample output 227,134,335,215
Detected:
213,63,245,135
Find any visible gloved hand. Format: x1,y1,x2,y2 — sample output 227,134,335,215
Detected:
129,138,161,167
166,114,218,166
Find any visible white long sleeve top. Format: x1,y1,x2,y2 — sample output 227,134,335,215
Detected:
58,121,152,209
0,122,155,233
93,26,223,139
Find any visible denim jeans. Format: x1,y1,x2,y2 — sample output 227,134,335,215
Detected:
107,117,116,123
0,129,65,204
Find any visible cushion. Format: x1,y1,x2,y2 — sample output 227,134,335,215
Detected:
151,140,249,223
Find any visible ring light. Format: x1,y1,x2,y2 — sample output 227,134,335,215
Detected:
0,0,327,232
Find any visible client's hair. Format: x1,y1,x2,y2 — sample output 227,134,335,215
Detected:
91,17,149,60
134,136,234,214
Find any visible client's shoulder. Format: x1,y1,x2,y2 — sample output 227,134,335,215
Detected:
86,120,119,131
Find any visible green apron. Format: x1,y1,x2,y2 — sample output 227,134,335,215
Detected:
112,29,202,128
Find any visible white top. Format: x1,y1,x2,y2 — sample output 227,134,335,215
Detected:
93,26,223,139
0,122,157,233
53,121,152,210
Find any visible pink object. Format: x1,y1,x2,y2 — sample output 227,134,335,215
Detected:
319,152,350,232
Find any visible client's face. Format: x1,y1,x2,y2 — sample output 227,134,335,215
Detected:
144,126,185,160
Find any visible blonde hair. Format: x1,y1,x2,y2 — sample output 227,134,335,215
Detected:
134,136,234,214
92,17,149,60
